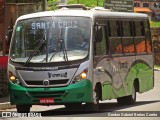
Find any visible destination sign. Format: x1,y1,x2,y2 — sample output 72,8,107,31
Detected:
31,21,78,30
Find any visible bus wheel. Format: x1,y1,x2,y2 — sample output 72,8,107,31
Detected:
65,103,82,110
117,85,136,105
16,105,31,113
86,89,100,112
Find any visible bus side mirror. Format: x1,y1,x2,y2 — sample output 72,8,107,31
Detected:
95,27,102,42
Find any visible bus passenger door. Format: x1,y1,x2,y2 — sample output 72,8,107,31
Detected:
93,22,113,100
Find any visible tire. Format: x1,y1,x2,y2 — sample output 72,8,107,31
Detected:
16,105,31,113
65,103,82,111
86,88,100,112
117,84,136,105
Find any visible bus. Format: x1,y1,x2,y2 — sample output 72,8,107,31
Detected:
8,8,154,113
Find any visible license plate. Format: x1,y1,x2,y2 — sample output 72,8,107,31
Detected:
40,98,54,104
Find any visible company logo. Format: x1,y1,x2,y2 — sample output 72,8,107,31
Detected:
48,72,67,78
43,79,49,86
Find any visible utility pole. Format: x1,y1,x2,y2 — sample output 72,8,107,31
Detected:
97,0,99,6
42,0,47,11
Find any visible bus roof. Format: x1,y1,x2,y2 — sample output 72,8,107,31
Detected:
17,9,149,21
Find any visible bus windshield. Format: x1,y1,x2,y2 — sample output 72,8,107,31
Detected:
10,17,91,63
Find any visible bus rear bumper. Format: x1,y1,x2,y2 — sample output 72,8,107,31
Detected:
9,79,93,105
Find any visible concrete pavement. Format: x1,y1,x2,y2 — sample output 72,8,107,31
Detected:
0,96,15,111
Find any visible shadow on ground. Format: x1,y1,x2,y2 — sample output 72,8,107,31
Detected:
38,100,160,117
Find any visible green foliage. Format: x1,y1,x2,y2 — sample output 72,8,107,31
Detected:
47,0,104,10
150,21,160,28
48,0,59,10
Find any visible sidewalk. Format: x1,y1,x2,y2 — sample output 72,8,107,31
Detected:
0,96,15,110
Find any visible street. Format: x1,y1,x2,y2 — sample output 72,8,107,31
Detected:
2,70,160,119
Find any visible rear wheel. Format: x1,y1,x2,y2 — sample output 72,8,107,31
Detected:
117,84,136,105
16,105,31,113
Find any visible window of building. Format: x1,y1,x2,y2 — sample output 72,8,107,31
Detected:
143,3,149,7
154,3,158,8
134,2,140,7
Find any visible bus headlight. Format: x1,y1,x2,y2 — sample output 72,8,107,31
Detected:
74,69,88,83
9,71,20,84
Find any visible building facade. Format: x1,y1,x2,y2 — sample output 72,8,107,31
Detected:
134,0,160,20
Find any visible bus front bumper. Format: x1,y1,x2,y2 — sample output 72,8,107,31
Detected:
9,79,93,105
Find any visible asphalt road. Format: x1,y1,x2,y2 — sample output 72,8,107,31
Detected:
2,70,160,119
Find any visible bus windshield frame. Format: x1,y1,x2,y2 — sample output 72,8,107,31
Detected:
10,16,91,64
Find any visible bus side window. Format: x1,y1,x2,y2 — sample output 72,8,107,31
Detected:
109,20,122,55
122,21,135,54
116,21,121,37
140,21,145,36
94,25,107,56
144,20,152,53
134,21,147,54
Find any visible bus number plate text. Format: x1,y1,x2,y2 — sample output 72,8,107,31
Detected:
40,98,54,104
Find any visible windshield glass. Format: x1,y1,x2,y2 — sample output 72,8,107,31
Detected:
10,17,91,63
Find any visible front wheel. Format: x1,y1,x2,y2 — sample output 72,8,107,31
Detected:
86,89,100,112
16,105,31,113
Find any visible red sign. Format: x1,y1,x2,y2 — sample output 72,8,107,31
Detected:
40,98,54,104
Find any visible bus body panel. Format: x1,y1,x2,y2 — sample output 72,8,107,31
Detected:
9,79,93,105
135,54,154,93
96,55,153,101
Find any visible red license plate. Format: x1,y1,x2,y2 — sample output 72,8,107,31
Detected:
40,98,54,104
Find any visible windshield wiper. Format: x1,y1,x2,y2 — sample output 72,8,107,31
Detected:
59,28,69,67
24,31,46,66
49,28,69,66
60,39,69,66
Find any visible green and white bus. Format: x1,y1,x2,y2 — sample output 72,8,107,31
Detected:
8,8,154,112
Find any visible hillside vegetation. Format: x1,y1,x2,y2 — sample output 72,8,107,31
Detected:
48,0,104,10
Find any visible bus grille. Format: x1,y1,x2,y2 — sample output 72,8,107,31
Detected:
25,79,69,86
29,91,66,98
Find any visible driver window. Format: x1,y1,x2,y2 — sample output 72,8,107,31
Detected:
94,25,108,56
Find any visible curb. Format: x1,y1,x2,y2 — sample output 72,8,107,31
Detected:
154,68,160,71
0,102,16,111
